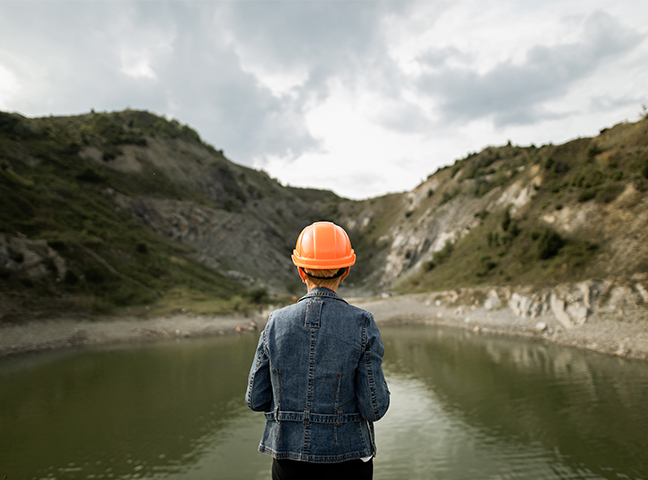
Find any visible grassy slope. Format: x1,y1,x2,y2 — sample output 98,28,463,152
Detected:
0,111,255,321
401,117,648,292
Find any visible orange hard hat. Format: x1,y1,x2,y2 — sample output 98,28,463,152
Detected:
291,222,356,269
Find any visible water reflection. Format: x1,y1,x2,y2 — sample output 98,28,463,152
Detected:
0,335,271,480
1,325,647,480
377,326,648,480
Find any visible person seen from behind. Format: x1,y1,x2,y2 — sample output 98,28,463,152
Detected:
246,221,390,480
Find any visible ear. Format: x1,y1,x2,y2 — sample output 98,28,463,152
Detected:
298,267,308,283
340,267,350,282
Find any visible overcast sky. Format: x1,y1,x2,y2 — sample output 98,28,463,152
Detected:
1,1,646,199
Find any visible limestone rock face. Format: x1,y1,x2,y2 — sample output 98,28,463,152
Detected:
484,290,502,310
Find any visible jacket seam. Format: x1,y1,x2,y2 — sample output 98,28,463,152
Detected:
363,313,380,420
246,327,268,409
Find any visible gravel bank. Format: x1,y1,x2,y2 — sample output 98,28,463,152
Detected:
0,313,263,357
1,293,646,361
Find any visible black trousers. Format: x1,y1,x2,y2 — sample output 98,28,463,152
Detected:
272,458,373,480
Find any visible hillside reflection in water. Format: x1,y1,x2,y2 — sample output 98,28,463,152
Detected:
1,325,647,479
377,325,648,479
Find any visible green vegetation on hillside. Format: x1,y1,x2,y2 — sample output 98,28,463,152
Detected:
401,117,648,292
406,209,599,292
0,111,258,321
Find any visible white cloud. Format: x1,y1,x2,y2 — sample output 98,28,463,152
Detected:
120,49,158,80
0,64,19,109
0,0,646,199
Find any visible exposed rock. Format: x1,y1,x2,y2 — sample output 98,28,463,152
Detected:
636,283,648,303
484,290,502,310
112,195,298,287
0,234,67,280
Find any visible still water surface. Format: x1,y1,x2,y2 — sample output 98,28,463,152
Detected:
1,325,647,479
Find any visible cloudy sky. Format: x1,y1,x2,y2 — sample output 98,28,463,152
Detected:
1,1,646,199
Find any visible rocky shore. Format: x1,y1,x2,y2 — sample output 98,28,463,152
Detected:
1,280,647,361
357,281,648,362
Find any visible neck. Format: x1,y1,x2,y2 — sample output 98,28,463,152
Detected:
306,281,340,293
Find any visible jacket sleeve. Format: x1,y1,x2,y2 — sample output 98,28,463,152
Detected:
245,325,273,412
355,313,390,422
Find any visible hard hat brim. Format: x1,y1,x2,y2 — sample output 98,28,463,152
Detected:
291,251,356,269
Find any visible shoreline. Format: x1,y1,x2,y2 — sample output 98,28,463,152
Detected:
1,293,647,361
0,313,262,358
357,294,648,362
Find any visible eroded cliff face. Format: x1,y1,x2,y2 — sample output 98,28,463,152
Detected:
81,133,326,288
109,193,299,286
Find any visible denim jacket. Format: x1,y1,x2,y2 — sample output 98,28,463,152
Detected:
246,287,390,463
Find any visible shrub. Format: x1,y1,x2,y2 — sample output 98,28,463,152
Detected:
434,241,454,263
635,179,648,192
587,144,603,159
476,256,498,277
553,160,569,174
501,208,511,232
102,146,122,161
249,286,268,303
136,241,149,254
64,270,79,285
544,157,555,170
77,168,105,183
43,257,58,275
597,184,625,203
422,260,435,272
508,221,521,237
47,240,67,251
8,248,24,263
578,189,597,202
487,232,499,247
85,266,107,283
537,229,565,260
440,187,461,205
223,199,236,211
475,180,492,197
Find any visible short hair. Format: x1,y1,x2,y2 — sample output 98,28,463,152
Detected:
303,268,345,289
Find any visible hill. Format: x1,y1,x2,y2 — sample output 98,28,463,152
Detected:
338,117,648,292
0,110,332,321
1,109,647,323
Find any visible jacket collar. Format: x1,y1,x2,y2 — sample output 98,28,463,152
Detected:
299,287,348,304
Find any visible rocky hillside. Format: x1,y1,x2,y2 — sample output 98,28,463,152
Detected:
1,109,647,322
337,118,648,293
0,110,335,320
